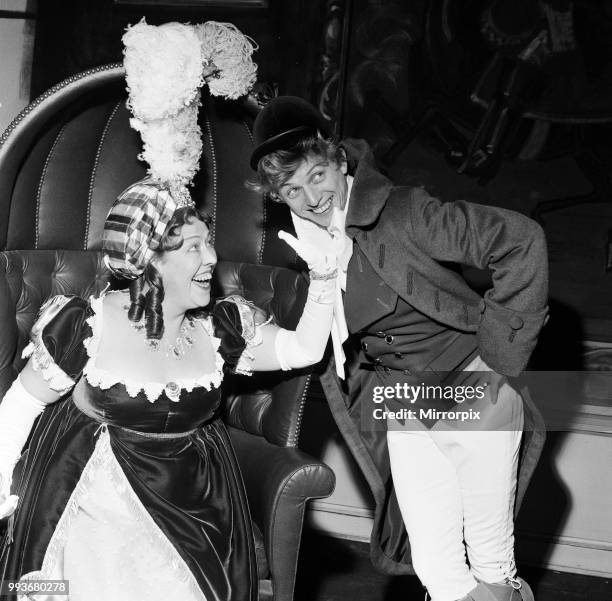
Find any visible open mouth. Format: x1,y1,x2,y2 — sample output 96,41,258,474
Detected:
192,272,212,289
312,196,333,215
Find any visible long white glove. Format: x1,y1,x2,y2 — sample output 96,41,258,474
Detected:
275,230,338,369
0,375,46,519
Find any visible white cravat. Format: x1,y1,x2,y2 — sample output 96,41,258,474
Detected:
289,176,353,379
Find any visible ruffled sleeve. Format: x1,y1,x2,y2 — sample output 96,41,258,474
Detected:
21,295,93,394
210,295,269,376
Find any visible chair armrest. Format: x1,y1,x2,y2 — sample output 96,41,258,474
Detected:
228,426,335,601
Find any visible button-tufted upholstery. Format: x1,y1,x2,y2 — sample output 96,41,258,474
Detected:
0,64,302,268
0,251,111,397
0,64,334,601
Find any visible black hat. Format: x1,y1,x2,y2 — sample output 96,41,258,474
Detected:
250,96,329,170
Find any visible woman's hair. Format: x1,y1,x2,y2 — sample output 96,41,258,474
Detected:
127,206,210,341
246,134,344,201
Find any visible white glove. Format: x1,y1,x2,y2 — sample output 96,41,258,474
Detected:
0,484,19,520
275,230,338,369
0,375,46,519
278,230,336,275
278,229,337,303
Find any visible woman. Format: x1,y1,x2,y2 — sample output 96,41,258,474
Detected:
0,178,337,601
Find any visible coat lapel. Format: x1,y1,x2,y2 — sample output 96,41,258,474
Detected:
342,142,428,317
343,140,477,326
343,139,394,232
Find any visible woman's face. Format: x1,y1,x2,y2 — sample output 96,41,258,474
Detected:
155,219,217,312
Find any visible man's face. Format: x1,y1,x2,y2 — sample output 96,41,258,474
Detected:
276,153,348,229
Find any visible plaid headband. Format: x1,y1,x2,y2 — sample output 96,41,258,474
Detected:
102,178,193,280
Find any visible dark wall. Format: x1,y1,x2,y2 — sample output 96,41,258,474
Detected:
28,0,612,342
31,0,326,102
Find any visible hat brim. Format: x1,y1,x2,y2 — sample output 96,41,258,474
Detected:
250,125,321,170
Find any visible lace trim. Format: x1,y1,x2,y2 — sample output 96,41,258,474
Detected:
17,428,206,601
82,293,224,402
21,295,75,394
221,295,268,376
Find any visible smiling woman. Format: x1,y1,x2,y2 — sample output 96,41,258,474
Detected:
0,20,339,600
0,171,339,600
106,197,219,346
155,216,216,314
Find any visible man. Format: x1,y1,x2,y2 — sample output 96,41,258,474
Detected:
249,96,548,601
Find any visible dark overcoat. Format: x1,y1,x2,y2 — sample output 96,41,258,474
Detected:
319,139,548,574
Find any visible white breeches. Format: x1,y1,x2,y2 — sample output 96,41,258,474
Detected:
387,382,524,601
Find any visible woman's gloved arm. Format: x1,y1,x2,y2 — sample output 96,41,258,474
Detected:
274,230,337,369
243,229,338,372
0,363,63,519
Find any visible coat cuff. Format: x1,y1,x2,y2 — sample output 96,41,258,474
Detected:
477,298,549,377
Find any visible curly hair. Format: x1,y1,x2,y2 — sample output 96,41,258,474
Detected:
246,134,344,201
127,206,211,341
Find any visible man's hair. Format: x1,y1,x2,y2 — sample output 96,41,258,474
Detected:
246,134,344,201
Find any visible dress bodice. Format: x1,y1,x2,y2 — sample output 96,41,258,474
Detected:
9,291,262,601
22,291,263,432
73,377,222,433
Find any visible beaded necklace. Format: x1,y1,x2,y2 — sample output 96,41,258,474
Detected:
125,305,198,360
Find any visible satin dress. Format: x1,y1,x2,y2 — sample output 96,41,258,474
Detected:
0,292,259,601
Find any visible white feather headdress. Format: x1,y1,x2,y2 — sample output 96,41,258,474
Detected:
122,19,258,204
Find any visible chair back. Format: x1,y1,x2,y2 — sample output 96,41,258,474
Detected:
0,65,311,447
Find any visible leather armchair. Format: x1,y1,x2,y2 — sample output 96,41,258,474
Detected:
0,65,335,601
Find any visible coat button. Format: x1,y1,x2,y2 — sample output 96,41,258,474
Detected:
509,316,524,330
394,352,404,359
373,357,382,365
385,335,394,344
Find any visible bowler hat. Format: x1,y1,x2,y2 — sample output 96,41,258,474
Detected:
250,96,329,170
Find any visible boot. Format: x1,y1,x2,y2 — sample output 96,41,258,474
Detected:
461,578,535,601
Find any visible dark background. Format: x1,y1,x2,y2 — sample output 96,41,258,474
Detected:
27,0,612,355
30,0,325,106
7,3,612,596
